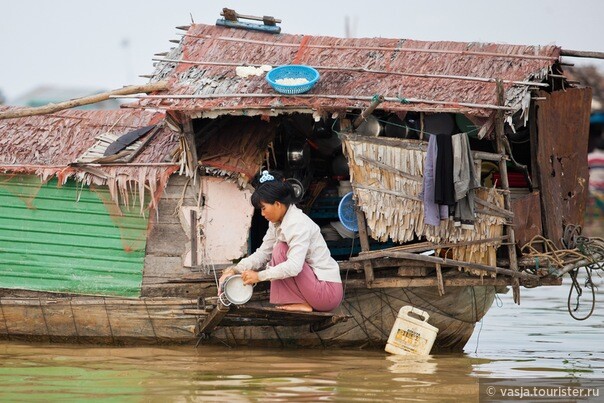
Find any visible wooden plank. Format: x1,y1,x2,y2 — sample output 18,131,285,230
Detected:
474,197,514,219
153,201,182,225
511,191,543,249
182,117,198,175
140,282,212,298
355,209,374,285
190,209,198,267
529,101,540,187
0,296,199,342
196,300,230,334
146,223,188,256
338,259,431,271
435,263,445,296
535,87,591,248
397,267,430,277
377,251,539,280
345,275,562,289
353,236,508,262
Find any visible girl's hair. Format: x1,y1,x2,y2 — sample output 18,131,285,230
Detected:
250,171,296,209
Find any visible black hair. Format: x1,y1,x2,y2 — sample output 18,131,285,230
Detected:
250,171,296,209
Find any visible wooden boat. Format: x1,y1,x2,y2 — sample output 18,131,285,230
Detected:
0,17,592,352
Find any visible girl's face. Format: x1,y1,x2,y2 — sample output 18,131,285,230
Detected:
260,201,288,223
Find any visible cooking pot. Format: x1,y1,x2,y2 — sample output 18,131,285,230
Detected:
219,274,254,306
286,177,305,200
355,115,383,137
287,138,310,169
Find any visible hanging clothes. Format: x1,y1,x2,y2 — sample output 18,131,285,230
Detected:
423,134,448,226
452,132,479,229
434,133,456,207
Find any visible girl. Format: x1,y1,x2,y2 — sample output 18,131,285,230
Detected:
221,171,343,312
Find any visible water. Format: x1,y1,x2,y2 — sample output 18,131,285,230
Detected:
0,278,602,402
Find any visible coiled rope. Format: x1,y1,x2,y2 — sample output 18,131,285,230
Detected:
521,225,604,320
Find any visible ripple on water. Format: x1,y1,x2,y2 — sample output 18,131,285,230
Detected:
0,277,602,400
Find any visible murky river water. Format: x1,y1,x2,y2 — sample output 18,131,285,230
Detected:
0,276,602,401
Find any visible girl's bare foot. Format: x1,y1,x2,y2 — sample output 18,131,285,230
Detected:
276,303,312,312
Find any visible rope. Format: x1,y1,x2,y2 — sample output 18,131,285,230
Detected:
68,298,81,343
336,111,481,139
103,298,116,344
143,300,159,343
38,298,51,342
521,228,604,321
0,298,10,340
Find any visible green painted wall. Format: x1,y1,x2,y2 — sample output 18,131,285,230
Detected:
0,175,148,297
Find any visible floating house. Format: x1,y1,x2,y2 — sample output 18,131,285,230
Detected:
0,16,593,351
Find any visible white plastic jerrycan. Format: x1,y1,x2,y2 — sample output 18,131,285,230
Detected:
385,306,439,356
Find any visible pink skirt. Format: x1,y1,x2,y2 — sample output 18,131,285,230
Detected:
268,242,343,312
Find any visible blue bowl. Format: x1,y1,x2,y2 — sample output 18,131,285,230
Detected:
266,65,320,95
338,192,359,232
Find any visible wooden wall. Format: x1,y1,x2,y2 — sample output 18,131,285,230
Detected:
142,175,202,297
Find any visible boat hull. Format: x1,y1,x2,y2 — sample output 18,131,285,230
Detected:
0,286,497,352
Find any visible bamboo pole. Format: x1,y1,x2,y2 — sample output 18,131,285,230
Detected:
380,251,538,280
153,57,550,88
0,82,168,120
355,236,508,260
112,93,516,112
181,34,559,61
560,49,604,59
353,95,384,128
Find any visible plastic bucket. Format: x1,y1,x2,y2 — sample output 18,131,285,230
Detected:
385,306,439,356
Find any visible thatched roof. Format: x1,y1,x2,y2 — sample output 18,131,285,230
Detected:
131,23,561,121
0,108,180,208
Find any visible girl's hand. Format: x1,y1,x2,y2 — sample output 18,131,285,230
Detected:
241,270,259,285
219,267,237,287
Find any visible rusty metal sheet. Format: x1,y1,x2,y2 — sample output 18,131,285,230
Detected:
511,191,543,248
535,87,592,247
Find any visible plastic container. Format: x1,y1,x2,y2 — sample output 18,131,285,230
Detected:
266,65,320,94
337,180,352,197
337,191,358,232
385,306,439,356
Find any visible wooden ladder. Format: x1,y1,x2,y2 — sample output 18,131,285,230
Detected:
495,81,521,304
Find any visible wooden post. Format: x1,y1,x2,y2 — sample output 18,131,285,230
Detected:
190,209,198,267
355,209,375,286
181,116,199,176
196,299,231,335
435,263,445,296
529,100,540,190
495,81,521,304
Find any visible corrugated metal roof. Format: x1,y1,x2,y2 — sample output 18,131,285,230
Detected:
0,175,147,297
134,24,560,118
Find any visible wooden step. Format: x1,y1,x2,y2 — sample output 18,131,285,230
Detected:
185,303,350,330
